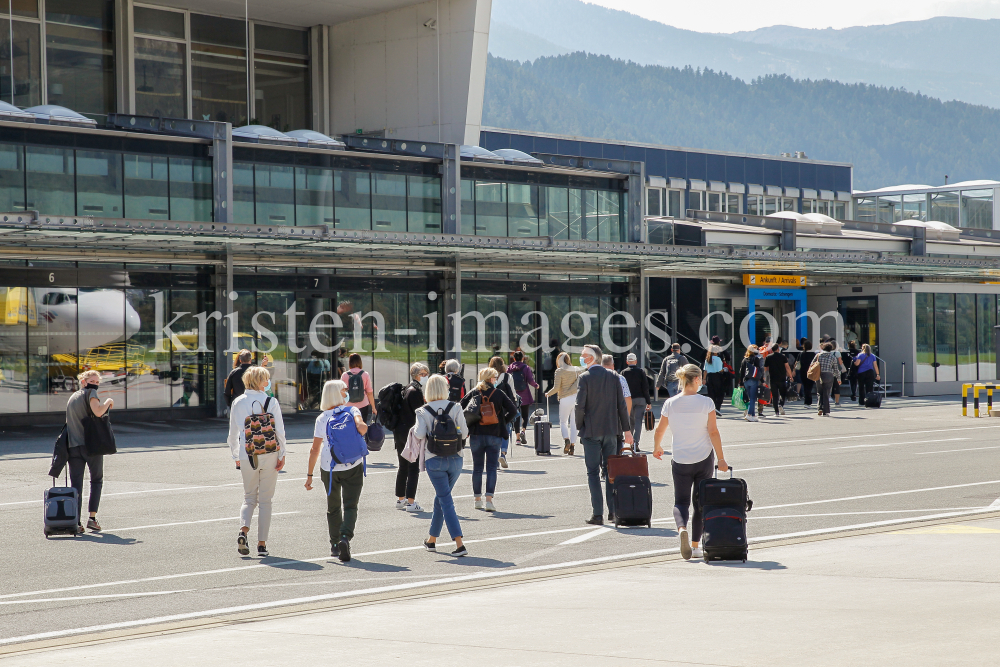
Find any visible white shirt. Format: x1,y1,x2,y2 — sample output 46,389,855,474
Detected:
660,393,715,464
314,407,364,472
227,390,286,461
413,400,470,458
618,374,631,398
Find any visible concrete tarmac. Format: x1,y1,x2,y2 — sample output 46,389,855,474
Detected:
2,395,1000,659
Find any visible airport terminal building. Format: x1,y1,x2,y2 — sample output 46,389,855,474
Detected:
1,0,999,426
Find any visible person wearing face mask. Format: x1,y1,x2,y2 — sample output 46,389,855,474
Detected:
305,380,369,562
545,352,583,455
461,368,516,511
393,362,429,512
64,370,113,533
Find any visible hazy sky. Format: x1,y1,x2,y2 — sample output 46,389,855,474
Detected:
583,0,1000,32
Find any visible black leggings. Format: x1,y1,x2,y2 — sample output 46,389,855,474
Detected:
393,429,420,500
68,447,104,515
671,452,715,542
519,404,531,430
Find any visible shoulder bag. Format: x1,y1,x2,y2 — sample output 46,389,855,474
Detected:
84,391,117,456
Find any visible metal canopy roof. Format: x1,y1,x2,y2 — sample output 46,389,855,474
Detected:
3,213,1000,280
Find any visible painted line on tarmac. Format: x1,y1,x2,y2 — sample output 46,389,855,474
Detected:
916,445,1000,455
736,463,824,472
831,437,969,450
454,484,587,499
110,512,299,532
5,507,999,647
743,508,989,519
559,527,612,545
753,479,1000,510
0,590,192,606
726,425,1000,448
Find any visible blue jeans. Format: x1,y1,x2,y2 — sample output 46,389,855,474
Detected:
502,423,512,455
425,454,464,540
581,435,618,517
744,379,759,415
470,435,503,497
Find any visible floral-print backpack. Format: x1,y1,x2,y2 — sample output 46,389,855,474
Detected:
243,398,278,469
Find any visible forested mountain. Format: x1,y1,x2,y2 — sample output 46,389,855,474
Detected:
489,0,1000,109
482,53,1000,190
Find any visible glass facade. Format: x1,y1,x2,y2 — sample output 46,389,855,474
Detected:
857,189,995,229
0,9,43,108
46,0,115,118
0,138,211,220
915,291,997,383
253,24,309,131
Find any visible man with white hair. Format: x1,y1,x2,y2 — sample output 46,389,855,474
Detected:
443,358,466,402
621,352,652,450
576,345,633,525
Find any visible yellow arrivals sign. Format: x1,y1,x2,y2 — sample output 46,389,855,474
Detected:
743,274,806,287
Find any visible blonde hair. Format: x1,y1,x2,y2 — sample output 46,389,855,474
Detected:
242,366,270,391
321,380,347,410
743,345,758,359
477,367,499,392
556,352,571,367
423,374,450,402
77,369,100,385
675,364,702,389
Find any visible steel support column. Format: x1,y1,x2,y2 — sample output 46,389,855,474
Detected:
441,144,460,234
214,123,233,224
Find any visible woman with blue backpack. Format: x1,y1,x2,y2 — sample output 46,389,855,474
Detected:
414,374,470,556
305,379,369,562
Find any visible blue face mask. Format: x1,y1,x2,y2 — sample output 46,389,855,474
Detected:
264,379,272,393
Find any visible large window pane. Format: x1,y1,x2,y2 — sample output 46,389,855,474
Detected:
26,146,74,215
934,293,956,382
76,150,122,217
667,190,682,217
0,143,24,211
124,154,169,219
372,173,406,232
0,18,42,107
568,188,583,239
125,289,173,409
190,14,247,124
255,163,295,226
29,287,77,412
597,190,621,242
475,182,506,235
168,290,214,408
133,6,183,39
877,195,900,223
254,55,309,131
296,166,333,225
902,194,926,221
169,157,212,222
45,0,114,117
956,293,977,382
930,191,959,227
508,183,538,237
0,1,39,19
978,294,996,381
77,288,126,408
460,178,474,235
583,190,598,241
0,286,29,413
233,162,255,223
373,292,410,388
407,175,441,233
961,190,993,230
915,292,935,383
134,37,187,118
543,186,568,239
334,170,370,230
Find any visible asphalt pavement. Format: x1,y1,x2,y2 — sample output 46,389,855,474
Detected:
2,394,999,652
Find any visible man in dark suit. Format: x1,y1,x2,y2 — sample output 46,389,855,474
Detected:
575,344,633,525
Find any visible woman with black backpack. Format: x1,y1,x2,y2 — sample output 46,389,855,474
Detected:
341,353,376,422
414,374,470,556
461,368,516,512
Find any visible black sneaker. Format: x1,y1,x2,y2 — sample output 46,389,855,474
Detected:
451,545,468,557
237,531,249,555
257,544,269,557
423,539,436,551
338,538,351,562
608,511,614,522
331,543,340,558
585,515,604,526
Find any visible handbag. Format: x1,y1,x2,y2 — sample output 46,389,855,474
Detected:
643,408,655,432
83,393,117,456
607,447,649,484
365,415,385,452
807,356,822,381
479,389,499,426
730,387,747,411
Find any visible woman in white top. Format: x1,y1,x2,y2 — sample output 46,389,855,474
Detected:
305,380,369,563
226,366,286,558
652,364,729,561
413,374,470,557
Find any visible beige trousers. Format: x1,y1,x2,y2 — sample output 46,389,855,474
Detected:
239,452,279,542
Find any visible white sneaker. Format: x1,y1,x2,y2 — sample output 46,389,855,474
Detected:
395,499,407,510
692,547,704,559
404,501,423,512
778,406,786,415
485,499,496,512
747,415,758,422
475,498,484,510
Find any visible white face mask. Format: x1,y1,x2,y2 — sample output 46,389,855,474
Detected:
418,375,428,386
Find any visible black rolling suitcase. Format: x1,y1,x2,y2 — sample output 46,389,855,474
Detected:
698,466,753,562
533,398,552,456
864,384,883,408
44,476,80,538
612,475,652,527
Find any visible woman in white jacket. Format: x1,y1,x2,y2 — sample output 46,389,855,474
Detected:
227,365,286,557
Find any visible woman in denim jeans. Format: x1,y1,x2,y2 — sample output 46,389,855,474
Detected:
462,368,517,512
738,345,764,422
414,374,470,556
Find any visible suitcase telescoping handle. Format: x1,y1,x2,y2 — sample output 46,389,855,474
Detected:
714,464,734,479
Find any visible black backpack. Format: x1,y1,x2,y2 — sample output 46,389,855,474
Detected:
426,402,462,456
510,367,528,392
376,382,404,430
347,371,365,403
446,373,465,401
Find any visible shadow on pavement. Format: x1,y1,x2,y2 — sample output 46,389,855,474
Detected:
258,557,325,572
708,560,787,570
338,560,410,573
477,511,555,521
441,556,516,568
79,532,140,546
